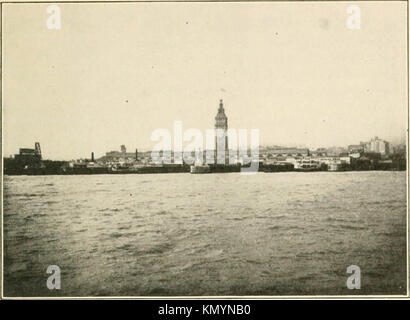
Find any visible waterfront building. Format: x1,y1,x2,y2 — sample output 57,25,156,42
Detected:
312,156,341,165
269,148,309,158
13,142,42,165
339,156,351,164
349,152,361,159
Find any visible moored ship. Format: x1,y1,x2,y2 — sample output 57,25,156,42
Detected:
190,153,210,174
328,161,350,172
294,158,322,172
190,164,211,174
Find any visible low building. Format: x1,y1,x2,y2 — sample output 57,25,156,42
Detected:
323,147,348,157
13,142,42,166
311,156,343,165
310,148,328,157
268,148,309,158
348,144,365,154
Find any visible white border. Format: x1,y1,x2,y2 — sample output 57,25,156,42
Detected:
0,0,409,300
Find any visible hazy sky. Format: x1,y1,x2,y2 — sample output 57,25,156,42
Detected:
3,2,407,160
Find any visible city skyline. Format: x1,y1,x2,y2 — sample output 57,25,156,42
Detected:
3,2,407,160
6,132,402,162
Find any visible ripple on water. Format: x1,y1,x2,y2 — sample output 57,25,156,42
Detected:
3,172,407,296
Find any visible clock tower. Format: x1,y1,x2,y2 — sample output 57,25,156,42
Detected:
215,99,228,164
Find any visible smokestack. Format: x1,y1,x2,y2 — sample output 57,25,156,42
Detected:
34,142,42,160
91,152,95,162
135,149,138,161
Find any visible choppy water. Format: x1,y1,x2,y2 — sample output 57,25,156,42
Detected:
3,171,407,296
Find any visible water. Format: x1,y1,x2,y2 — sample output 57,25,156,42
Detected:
3,171,407,296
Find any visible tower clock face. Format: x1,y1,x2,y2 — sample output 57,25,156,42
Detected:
215,99,228,130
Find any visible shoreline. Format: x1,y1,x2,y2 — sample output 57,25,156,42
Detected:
3,168,406,176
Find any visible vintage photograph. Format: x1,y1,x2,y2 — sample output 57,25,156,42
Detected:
1,1,408,297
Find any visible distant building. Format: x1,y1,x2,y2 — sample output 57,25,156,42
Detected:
392,144,406,155
364,137,390,155
348,144,365,154
98,145,138,163
310,148,328,156
323,146,348,157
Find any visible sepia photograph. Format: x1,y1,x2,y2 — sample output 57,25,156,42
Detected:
1,0,408,298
